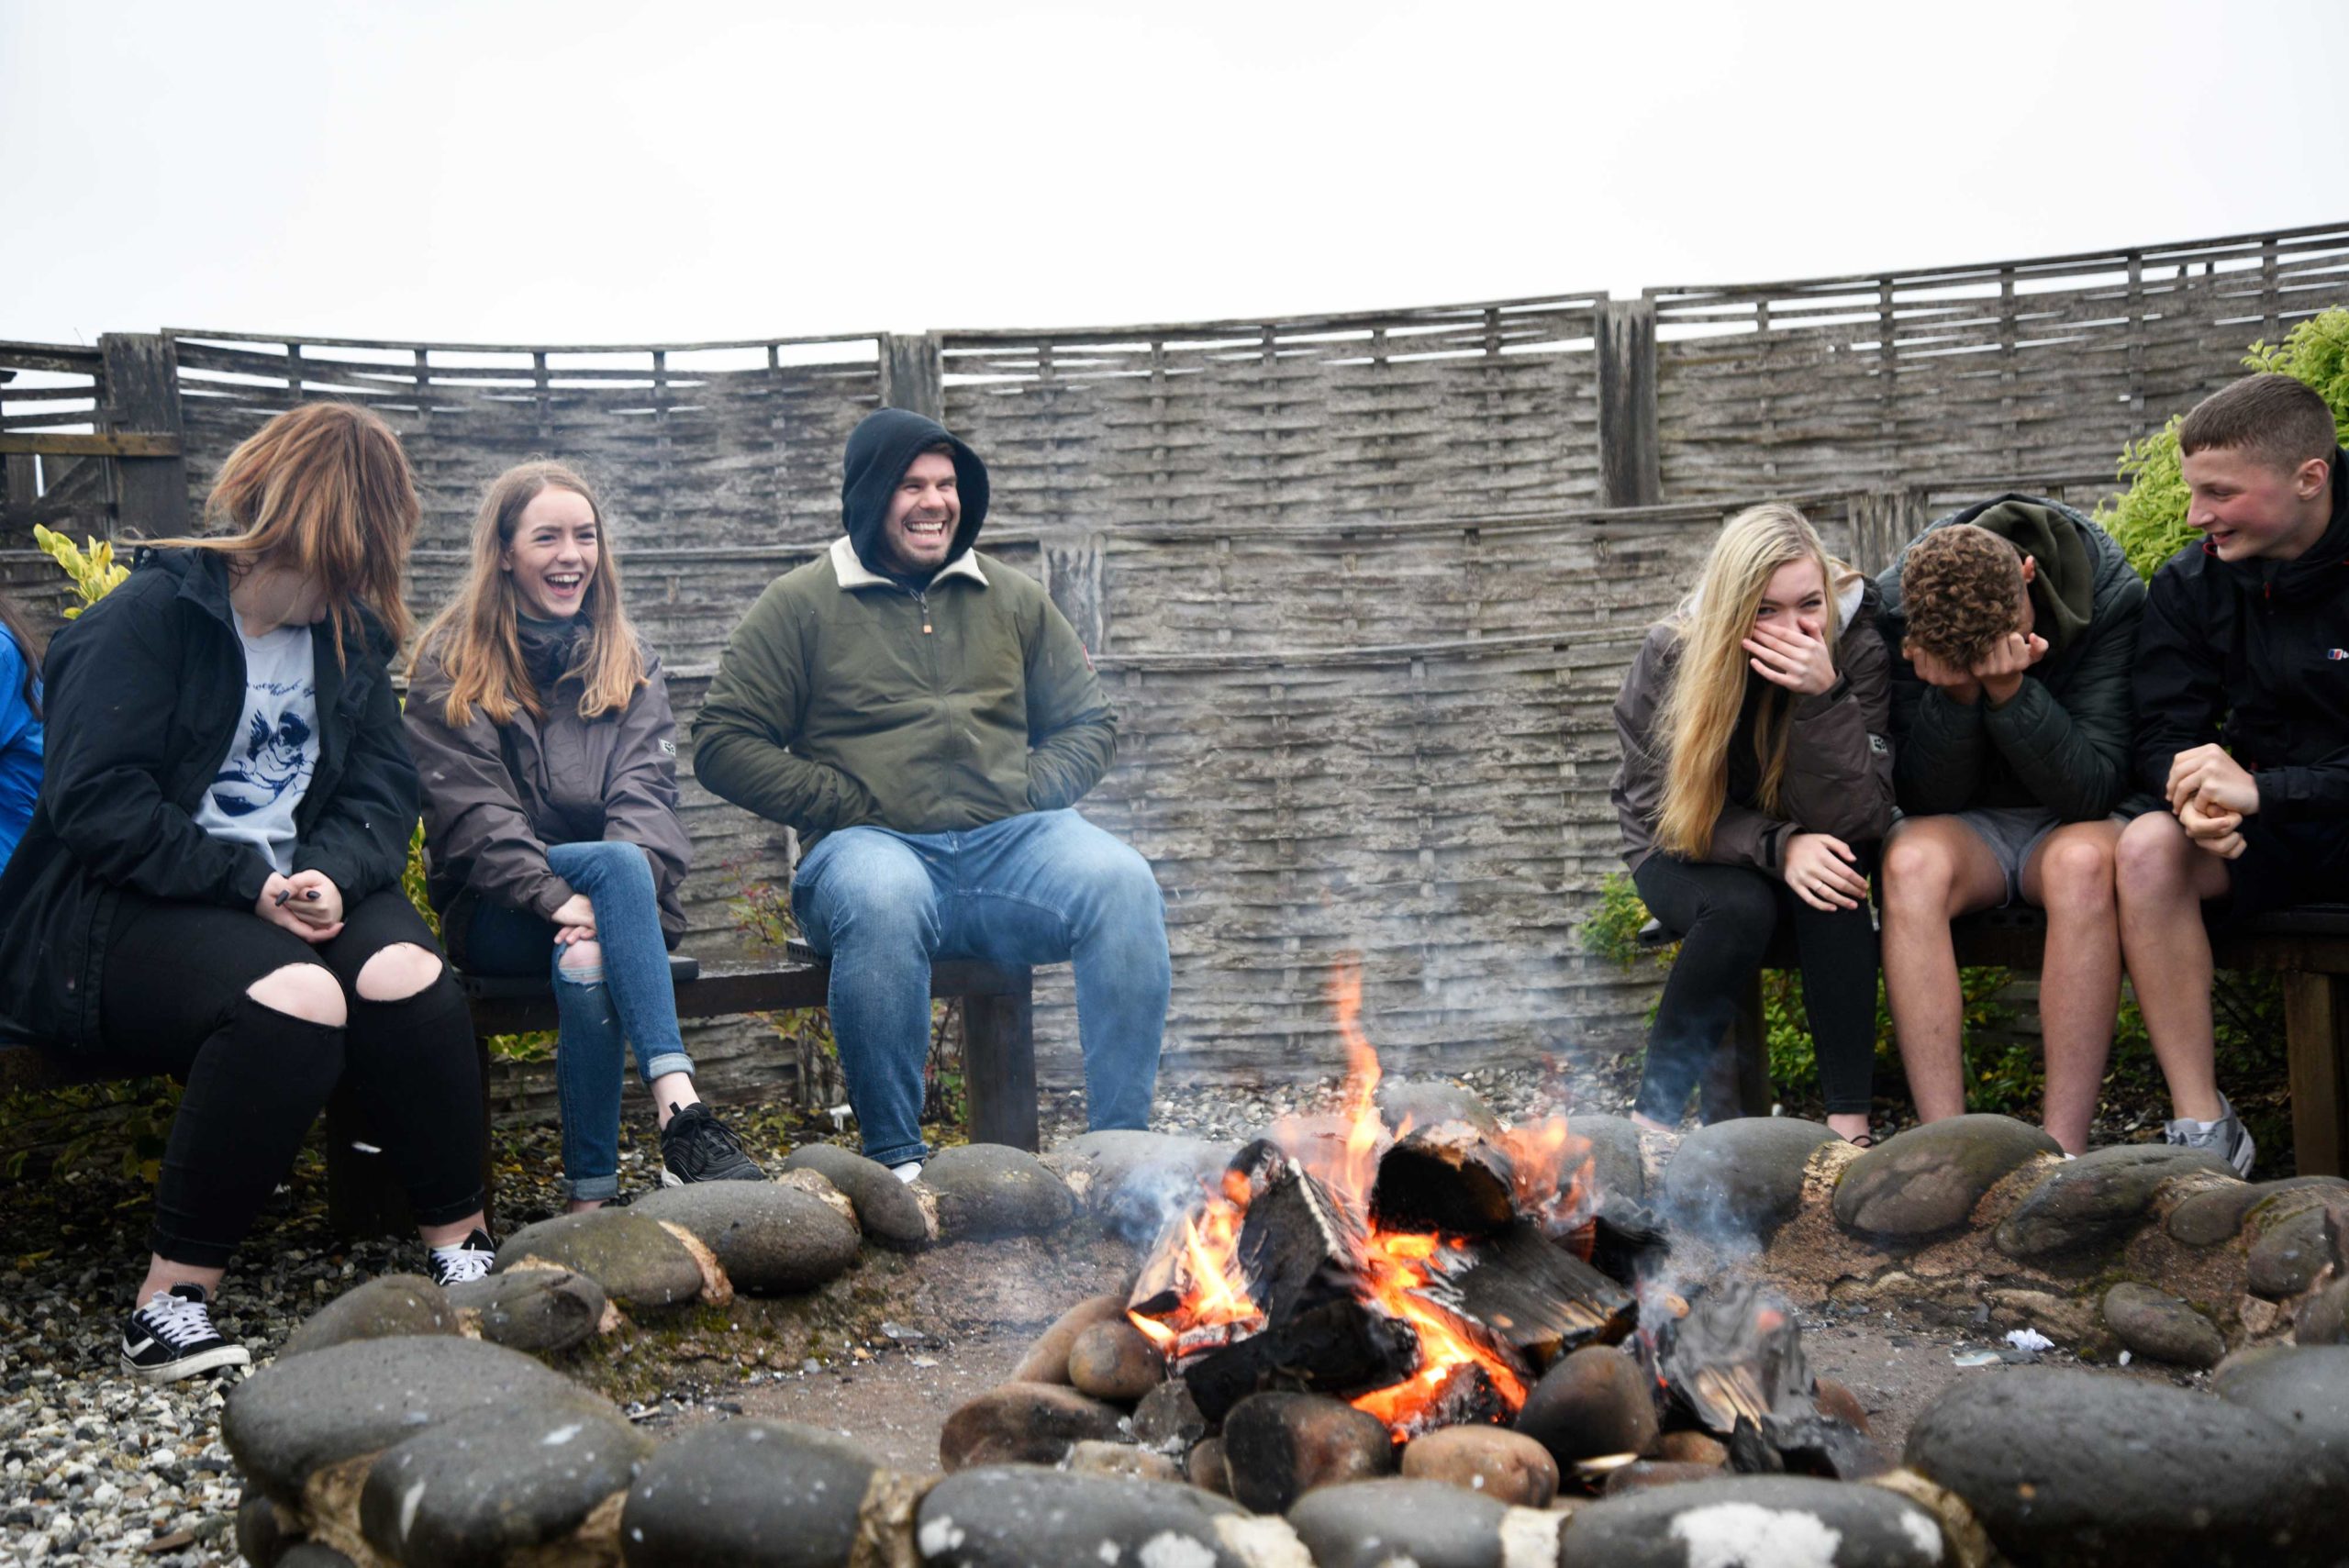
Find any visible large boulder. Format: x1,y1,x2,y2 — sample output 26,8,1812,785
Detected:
223,1337,614,1506
1662,1118,1836,1238
618,1419,878,1567
1992,1145,2233,1262
279,1274,455,1360
1904,1367,2346,1565
1832,1116,2061,1240
443,1268,607,1356
1041,1130,1240,1242
916,1465,1289,1568
493,1211,707,1309
2213,1345,2349,1473
1561,1475,1946,1567
1289,1477,1565,1568
359,1403,651,1567
921,1144,1075,1239
629,1182,862,1295
780,1143,937,1248
1567,1112,1649,1205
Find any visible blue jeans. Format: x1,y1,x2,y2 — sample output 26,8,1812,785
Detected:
460,840,695,1202
790,809,1169,1168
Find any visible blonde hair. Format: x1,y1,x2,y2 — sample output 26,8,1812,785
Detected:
1652,503,1847,859
417,461,646,728
147,401,421,655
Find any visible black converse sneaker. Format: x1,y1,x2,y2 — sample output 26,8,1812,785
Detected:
425,1228,498,1287
122,1284,250,1384
660,1102,767,1186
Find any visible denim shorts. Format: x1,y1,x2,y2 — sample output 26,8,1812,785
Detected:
1949,806,2064,907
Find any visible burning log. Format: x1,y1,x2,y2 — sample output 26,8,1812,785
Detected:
1590,1195,1671,1288
1649,1280,1813,1438
1183,1296,1421,1423
1728,1412,1888,1481
1233,1146,1369,1325
1447,1223,1635,1365
1401,1361,1514,1436
1370,1121,1518,1237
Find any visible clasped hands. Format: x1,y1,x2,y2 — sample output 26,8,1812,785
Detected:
254,869,346,941
1903,631,2049,708
2166,743,2258,861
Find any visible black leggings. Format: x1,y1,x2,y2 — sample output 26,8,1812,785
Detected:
1631,851,1879,1121
95,887,484,1267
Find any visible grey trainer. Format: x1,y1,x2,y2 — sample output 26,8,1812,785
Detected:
2165,1094,2255,1177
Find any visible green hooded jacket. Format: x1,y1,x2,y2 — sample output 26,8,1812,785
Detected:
692,410,1115,847
1874,495,2144,820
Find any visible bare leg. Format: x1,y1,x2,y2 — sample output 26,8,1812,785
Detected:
1880,817,2009,1126
2115,811,2234,1123
135,1257,226,1303
2020,819,2125,1153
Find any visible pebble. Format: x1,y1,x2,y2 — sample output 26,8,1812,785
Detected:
1514,1345,1661,1467
1065,1320,1165,1403
2101,1282,2227,1370
1399,1424,1559,1506
937,1382,1129,1471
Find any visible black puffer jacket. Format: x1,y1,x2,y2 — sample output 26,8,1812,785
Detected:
1876,495,2145,820
2134,450,2349,820
0,550,418,1051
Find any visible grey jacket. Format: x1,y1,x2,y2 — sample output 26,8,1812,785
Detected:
1611,573,1896,875
405,619,691,949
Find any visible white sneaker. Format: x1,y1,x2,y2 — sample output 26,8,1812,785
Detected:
891,1161,923,1184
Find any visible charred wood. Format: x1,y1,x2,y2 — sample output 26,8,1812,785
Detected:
1448,1222,1634,1364
1182,1296,1420,1424
1370,1120,1518,1237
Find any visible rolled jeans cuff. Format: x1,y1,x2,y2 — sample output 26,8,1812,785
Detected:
559,1172,621,1203
640,1050,695,1084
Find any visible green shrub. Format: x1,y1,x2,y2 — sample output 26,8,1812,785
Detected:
2098,306,2349,582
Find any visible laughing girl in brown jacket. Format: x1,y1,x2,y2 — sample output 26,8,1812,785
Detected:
1609,503,1896,1143
406,462,765,1207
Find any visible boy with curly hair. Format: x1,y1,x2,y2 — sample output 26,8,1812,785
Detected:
1876,499,2146,1153
2118,373,2349,1177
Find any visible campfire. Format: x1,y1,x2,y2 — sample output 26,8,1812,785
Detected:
1127,964,1637,1437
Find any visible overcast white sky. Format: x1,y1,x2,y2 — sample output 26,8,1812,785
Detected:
4,0,2343,349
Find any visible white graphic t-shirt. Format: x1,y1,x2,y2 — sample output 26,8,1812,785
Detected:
192,622,318,875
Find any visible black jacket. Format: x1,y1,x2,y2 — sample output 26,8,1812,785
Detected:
0,550,419,1051
2133,451,2349,821
1876,495,2146,820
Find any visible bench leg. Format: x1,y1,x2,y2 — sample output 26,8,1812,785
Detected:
963,972,1039,1151
2286,973,2349,1179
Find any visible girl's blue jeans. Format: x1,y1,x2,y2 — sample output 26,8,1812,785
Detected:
459,840,695,1201
790,808,1168,1169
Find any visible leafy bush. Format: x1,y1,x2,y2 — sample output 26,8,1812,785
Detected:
2097,306,2349,582
30,526,128,615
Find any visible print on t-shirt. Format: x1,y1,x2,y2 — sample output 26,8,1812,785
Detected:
212,696,316,817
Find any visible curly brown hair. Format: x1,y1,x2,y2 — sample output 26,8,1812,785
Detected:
1900,524,2025,667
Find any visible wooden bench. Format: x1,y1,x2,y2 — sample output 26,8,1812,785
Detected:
1636,904,2349,1174
7,949,1041,1238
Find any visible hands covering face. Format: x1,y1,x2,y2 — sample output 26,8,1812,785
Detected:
1901,632,2047,706
1744,615,1841,696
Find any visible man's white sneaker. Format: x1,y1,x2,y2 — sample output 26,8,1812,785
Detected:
891,1161,923,1184
2165,1094,2256,1177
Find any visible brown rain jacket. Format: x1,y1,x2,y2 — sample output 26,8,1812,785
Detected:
1611,573,1896,875
405,617,691,951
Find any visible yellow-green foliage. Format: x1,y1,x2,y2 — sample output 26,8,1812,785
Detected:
30,526,129,615
2098,307,2349,583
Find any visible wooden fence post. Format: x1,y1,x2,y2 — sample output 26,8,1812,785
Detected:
879,332,944,420
1595,299,1660,508
97,333,188,537
1847,487,1922,578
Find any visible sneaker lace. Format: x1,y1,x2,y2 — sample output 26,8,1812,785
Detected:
431,1237,495,1285
141,1293,218,1350
673,1112,746,1172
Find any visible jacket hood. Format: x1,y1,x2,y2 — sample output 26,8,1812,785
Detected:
840,408,990,580
1877,495,2132,662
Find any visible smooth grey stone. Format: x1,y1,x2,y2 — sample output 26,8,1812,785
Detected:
915,1464,1256,1568
1220,1391,1396,1513
2214,1345,2349,1471
619,1418,877,1568
2165,1175,2344,1247
1992,1144,2232,1261
1066,1319,1165,1403
1130,1379,1208,1453
1375,1079,1502,1137
780,1143,935,1248
494,1210,705,1310
1832,1115,2061,1240
1562,1475,1945,1567
1567,1112,1648,1205
1040,1130,1240,1243
938,1382,1128,1471
234,1491,297,1567
1905,1367,2343,1566
1515,1345,1660,1467
2247,1205,2333,1299
360,1403,651,1568
630,1181,862,1295
224,1337,612,1506
922,1144,1074,1239
1662,1118,1836,1237
279,1274,455,1361
2299,1277,2349,1345
276,1548,358,1568
1287,1476,1521,1568
2102,1283,2226,1370
442,1268,607,1356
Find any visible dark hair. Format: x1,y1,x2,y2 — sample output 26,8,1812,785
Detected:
1900,525,2026,668
0,590,41,719
2179,373,2337,473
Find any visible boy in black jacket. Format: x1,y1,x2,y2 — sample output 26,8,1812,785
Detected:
2118,373,2349,1176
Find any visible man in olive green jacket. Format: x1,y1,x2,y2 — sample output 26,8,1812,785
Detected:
695,408,1167,1177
